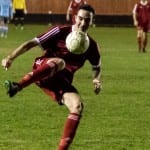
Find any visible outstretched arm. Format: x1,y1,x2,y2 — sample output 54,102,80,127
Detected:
91,43,102,94
1,39,38,70
92,64,102,94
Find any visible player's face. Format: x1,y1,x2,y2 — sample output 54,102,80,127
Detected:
74,9,93,32
75,0,81,3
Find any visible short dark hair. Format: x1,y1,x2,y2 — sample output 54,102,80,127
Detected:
78,4,95,15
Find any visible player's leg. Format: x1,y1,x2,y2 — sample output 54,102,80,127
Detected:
137,28,143,52
19,10,25,30
58,92,83,150
0,26,4,37
0,18,5,37
4,57,65,97
142,24,149,52
20,17,24,30
14,10,19,29
20,57,65,87
142,32,147,52
14,17,19,29
3,17,9,38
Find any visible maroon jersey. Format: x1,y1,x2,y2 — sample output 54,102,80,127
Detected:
135,2,150,27
69,0,86,23
70,0,86,16
34,25,100,103
35,25,100,76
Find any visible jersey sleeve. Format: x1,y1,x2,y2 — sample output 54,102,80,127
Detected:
35,26,60,50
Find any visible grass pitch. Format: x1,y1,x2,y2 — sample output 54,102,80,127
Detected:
0,24,150,150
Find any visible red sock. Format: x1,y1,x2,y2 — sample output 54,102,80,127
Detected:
138,37,142,51
143,36,147,50
58,113,81,150
19,62,57,88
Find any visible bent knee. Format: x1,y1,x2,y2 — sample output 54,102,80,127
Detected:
76,102,84,114
63,93,84,114
70,101,84,115
47,58,65,71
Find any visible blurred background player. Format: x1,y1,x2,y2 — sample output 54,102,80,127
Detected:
12,0,27,30
66,0,87,24
0,0,13,38
2,4,101,150
132,0,150,52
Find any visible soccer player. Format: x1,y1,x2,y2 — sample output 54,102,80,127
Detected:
66,0,87,24
2,4,101,150
12,0,27,30
132,0,150,52
0,0,13,38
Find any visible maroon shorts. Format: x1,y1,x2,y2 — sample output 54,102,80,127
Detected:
33,57,78,104
138,22,149,32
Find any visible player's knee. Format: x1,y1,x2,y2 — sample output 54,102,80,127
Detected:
57,58,65,71
63,93,84,114
71,101,84,115
47,58,65,71
77,101,84,114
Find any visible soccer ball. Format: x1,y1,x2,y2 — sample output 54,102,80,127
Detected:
65,31,90,54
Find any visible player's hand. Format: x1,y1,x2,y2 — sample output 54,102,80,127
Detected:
24,9,27,14
134,20,138,26
1,56,12,70
93,79,102,94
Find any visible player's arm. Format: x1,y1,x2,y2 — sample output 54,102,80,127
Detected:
92,62,102,94
89,42,102,94
23,0,27,14
1,39,38,70
132,4,138,26
84,0,87,4
66,1,73,21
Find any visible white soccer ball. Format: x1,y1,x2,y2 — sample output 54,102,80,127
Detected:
66,31,90,54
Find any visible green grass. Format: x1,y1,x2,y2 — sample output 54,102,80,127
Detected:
0,24,150,150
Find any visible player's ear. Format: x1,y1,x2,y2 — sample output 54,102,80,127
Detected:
89,17,94,26
89,18,93,26
89,13,94,26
